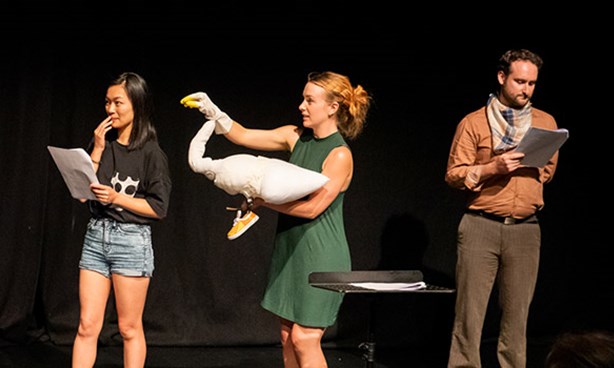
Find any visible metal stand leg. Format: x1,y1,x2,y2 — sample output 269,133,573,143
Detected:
359,340,376,368
359,296,377,367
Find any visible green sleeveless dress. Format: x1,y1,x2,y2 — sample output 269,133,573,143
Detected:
260,130,351,327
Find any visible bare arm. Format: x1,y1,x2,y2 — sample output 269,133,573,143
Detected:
89,183,161,219
90,116,112,170
180,92,300,152
79,117,112,203
224,121,301,152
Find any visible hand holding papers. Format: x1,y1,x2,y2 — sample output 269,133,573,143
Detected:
516,127,569,167
48,146,99,200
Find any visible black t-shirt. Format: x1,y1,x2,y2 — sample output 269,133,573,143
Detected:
88,140,172,224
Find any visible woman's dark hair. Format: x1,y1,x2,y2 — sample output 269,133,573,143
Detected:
111,72,157,150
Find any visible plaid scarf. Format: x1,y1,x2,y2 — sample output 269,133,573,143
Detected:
486,93,532,154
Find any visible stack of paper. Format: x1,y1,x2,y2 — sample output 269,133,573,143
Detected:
515,127,569,167
349,281,427,291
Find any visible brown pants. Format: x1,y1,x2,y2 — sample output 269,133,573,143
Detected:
448,212,540,368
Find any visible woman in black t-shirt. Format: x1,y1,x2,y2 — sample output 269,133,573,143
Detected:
72,72,171,368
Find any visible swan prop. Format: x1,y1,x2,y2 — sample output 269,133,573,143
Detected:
188,120,330,239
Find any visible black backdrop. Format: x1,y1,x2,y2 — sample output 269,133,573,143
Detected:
1,2,610,353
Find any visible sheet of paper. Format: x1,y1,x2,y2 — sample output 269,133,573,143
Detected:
349,281,427,291
48,146,99,200
515,127,569,167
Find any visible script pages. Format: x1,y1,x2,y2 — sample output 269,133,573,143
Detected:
515,127,569,167
47,146,99,200
348,281,427,291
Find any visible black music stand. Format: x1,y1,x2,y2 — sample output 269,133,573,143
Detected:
309,270,455,368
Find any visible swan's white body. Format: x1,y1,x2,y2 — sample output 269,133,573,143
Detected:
189,120,329,204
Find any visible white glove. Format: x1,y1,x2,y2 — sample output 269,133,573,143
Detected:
180,92,233,134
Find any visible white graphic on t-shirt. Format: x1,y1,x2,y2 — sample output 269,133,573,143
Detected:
110,172,139,212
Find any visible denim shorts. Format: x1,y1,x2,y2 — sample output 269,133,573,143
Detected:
80,218,154,278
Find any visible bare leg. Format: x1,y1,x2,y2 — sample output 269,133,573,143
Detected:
113,274,150,368
280,318,300,368
292,323,327,368
280,318,327,368
72,270,112,368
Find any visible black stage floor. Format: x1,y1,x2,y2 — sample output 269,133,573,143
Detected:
0,337,553,368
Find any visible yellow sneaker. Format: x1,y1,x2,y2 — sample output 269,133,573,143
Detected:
227,210,259,240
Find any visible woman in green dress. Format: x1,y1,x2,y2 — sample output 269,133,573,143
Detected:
181,71,371,367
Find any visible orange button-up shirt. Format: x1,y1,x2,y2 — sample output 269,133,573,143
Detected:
445,106,559,219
